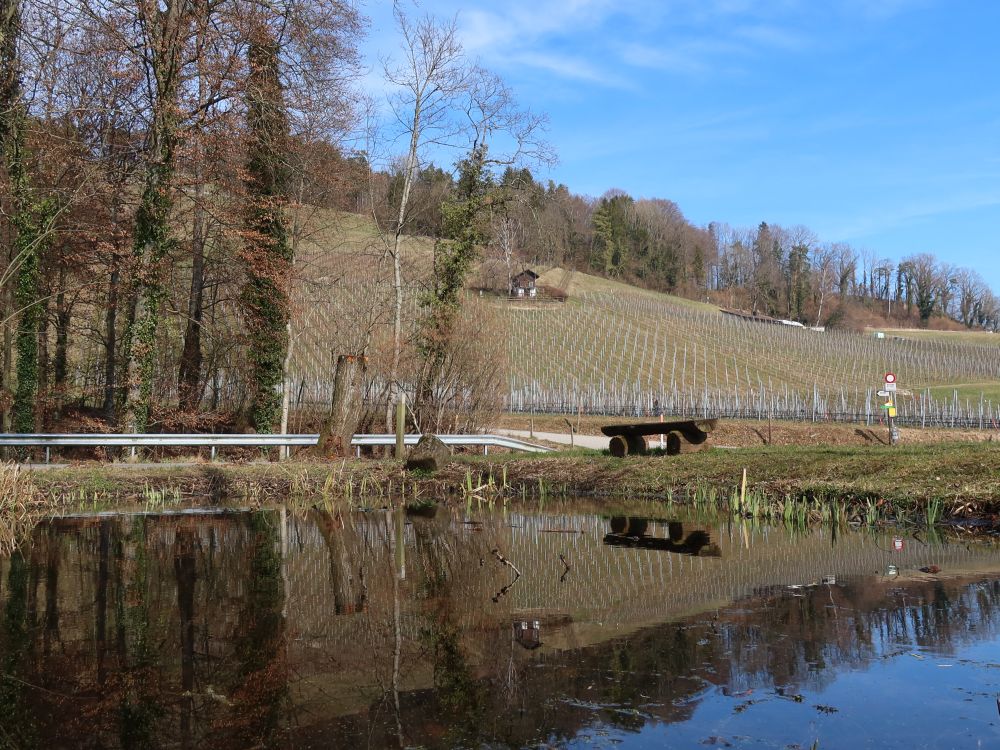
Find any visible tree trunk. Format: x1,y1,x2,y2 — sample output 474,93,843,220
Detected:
241,24,292,434
102,267,119,422
178,40,209,412
317,353,361,456
115,281,138,424
122,0,188,434
177,209,206,410
387,97,422,430
53,266,70,417
36,273,49,426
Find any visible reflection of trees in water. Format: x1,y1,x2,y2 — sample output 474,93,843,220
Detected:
1,551,35,748
174,529,196,750
0,513,295,748
331,570,1000,747
715,577,1000,698
3,512,1000,748
118,517,163,749
210,512,288,749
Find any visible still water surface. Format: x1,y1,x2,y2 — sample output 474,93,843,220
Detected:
1,503,999,749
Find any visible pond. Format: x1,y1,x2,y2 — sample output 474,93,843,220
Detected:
1,502,999,749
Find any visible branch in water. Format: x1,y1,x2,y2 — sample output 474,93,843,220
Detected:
491,547,522,578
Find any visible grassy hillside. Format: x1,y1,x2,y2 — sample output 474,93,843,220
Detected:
866,326,1000,345
285,210,1000,427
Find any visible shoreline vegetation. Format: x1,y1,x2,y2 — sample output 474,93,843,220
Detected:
1,432,997,527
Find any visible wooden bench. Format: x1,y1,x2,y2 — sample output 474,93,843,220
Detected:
603,517,722,556
600,418,718,457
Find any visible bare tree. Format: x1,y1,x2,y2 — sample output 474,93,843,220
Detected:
955,267,988,328
810,245,836,328
378,7,469,425
903,252,942,327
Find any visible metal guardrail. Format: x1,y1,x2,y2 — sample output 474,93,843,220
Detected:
350,434,554,456
0,433,320,463
0,432,552,463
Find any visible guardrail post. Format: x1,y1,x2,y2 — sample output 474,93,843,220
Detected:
45,447,50,464
210,446,217,461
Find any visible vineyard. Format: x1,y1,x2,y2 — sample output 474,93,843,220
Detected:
500,275,1000,428
280,228,1000,430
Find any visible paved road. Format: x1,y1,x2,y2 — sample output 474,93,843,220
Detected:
497,429,609,450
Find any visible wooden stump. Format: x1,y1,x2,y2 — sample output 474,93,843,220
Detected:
609,433,649,456
608,435,628,457
665,432,681,455
317,354,362,457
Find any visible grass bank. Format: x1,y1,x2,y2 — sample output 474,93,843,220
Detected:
4,440,999,521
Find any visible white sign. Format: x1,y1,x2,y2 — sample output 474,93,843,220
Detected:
877,390,892,397
885,382,897,392
884,372,896,384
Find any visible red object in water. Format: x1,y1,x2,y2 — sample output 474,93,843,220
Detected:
920,565,941,574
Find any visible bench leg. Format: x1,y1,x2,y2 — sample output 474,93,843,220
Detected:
666,432,681,456
609,435,628,458
626,434,647,455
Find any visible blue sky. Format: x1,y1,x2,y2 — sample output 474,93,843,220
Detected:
364,1,1000,289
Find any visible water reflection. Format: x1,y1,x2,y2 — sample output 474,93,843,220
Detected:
0,506,998,748
604,517,722,556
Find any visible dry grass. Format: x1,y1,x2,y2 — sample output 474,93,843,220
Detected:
0,462,47,554
875,327,1000,346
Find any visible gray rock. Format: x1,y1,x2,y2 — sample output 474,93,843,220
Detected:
405,434,451,472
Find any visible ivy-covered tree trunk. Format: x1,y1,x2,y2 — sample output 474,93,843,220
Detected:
12,218,40,433
3,0,55,434
123,154,176,433
416,147,490,414
240,24,291,434
0,0,19,154
121,0,190,434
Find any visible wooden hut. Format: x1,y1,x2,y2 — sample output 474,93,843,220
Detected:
510,269,539,298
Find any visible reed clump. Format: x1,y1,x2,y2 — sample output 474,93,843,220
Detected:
0,462,45,554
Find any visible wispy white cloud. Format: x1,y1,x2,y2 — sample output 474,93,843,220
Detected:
509,51,637,89
448,0,826,86
733,24,808,51
830,190,1000,242
379,1,927,91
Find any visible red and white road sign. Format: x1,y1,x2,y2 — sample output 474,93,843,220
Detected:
884,372,896,384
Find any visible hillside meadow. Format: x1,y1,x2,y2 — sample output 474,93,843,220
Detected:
284,211,1000,430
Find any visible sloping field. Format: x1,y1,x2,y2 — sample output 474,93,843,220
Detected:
283,213,1000,428
869,327,1000,345
497,270,1000,427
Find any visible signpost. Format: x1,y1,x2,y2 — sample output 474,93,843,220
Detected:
883,373,899,445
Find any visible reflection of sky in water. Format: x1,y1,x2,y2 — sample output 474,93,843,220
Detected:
558,578,1000,749
582,646,1000,750
2,507,1000,748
